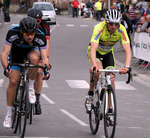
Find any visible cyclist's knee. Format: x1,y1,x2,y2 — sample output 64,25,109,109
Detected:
9,78,18,87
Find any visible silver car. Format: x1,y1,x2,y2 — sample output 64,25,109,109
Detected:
32,2,56,25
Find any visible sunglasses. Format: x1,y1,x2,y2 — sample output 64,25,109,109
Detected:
108,22,119,26
23,32,35,36
36,19,41,23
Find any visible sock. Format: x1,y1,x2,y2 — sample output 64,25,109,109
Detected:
35,93,40,103
6,106,13,116
108,108,113,113
88,90,94,96
29,79,34,89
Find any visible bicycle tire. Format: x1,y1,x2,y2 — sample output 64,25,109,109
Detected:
12,77,22,133
89,90,100,134
104,86,117,138
18,83,29,138
29,103,33,124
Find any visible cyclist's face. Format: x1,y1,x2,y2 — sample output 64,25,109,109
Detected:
107,22,119,34
23,32,35,42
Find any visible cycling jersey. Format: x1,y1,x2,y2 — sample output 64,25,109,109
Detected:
39,20,50,41
5,25,47,50
89,21,130,55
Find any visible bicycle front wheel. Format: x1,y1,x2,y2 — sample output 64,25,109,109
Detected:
18,83,29,138
89,90,100,134
104,86,117,138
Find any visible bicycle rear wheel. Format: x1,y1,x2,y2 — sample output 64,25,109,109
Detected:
89,90,100,134
104,86,117,138
18,83,29,138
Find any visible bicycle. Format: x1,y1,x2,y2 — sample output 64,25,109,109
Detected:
7,61,50,138
88,67,132,138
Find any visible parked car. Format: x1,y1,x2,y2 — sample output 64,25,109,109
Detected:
32,2,56,25
136,2,148,10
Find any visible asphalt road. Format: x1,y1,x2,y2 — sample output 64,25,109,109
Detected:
0,14,150,138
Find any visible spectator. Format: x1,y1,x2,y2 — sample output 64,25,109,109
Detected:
80,0,85,17
17,0,27,12
94,0,102,21
120,0,125,13
116,1,120,11
71,0,79,18
145,2,150,16
53,1,55,8
86,0,92,9
137,16,146,33
138,4,145,16
121,11,133,49
128,3,138,30
125,1,129,13
134,10,142,30
101,0,105,20
140,14,150,32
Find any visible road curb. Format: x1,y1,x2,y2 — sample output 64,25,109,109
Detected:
115,59,150,83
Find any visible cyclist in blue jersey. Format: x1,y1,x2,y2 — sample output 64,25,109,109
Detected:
1,17,50,128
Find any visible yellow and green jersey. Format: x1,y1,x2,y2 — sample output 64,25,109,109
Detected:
90,21,130,55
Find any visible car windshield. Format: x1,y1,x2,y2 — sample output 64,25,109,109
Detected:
33,4,54,11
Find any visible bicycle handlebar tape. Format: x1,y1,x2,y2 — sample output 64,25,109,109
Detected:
90,66,96,83
126,68,132,84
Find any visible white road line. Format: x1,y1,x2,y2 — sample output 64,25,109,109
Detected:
60,109,89,126
0,79,4,87
66,80,89,89
11,24,19,26
66,24,74,27
66,80,136,90
115,81,136,90
50,25,56,33
41,94,55,104
80,25,88,27
0,136,61,138
43,80,49,87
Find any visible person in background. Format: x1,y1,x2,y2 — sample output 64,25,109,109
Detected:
86,0,92,9
145,2,150,16
120,0,125,14
134,10,142,31
137,16,146,32
94,0,102,21
71,0,79,18
128,3,138,30
137,4,145,16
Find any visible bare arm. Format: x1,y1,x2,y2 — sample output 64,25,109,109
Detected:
40,49,50,69
90,42,98,71
46,39,50,59
122,43,132,66
1,44,11,69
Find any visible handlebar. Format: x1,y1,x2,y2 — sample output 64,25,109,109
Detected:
6,63,52,80
90,66,132,84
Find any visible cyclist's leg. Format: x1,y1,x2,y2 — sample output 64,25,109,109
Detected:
27,48,40,80
34,60,43,114
102,51,116,110
85,47,102,111
3,46,23,128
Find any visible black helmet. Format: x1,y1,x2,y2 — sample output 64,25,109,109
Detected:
27,8,43,19
20,17,38,33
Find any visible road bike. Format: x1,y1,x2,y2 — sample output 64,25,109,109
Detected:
88,67,132,138
7,61,50,138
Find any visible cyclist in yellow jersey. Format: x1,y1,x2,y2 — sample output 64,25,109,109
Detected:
85,9,132,122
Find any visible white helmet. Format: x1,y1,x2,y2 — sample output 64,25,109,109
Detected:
105,9,122,23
